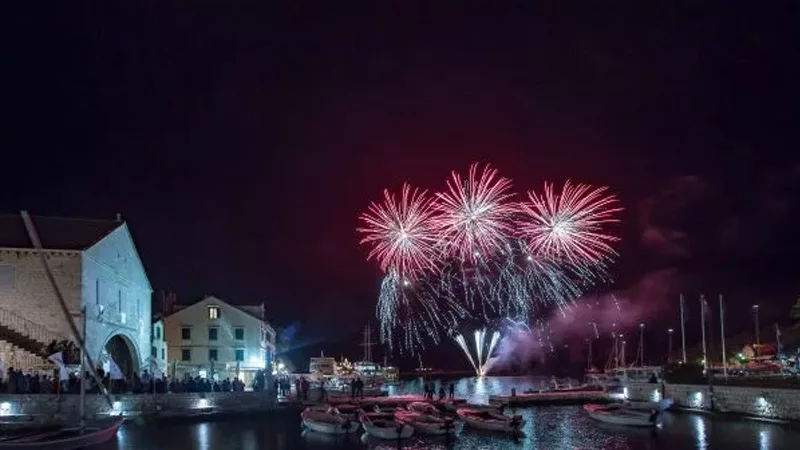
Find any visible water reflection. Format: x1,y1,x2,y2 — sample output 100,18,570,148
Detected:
109,376,800,450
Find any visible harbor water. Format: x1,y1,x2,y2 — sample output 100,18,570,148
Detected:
108,376,799,449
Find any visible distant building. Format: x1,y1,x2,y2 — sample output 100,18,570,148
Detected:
163,295,275,385
0,214,152,374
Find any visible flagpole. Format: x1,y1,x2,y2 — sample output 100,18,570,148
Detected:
719,295,727,378
700,295,708,373
680,294,687,363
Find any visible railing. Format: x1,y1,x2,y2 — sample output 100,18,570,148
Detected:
0,306,64,347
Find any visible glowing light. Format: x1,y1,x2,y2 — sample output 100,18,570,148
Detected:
112,401,122,411
196,398,209,408
518,180,621,264
623,387,629,399
454,329,501,376
0,401,11,416
277,362,285,370
358,183,439,278
433,163,516,262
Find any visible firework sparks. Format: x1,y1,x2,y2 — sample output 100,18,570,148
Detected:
358,183,439,278
433,163,516,263
518,181,622,264
453,329,501,376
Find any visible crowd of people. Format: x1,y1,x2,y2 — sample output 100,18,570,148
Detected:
0,366,274,395
422,381,455,401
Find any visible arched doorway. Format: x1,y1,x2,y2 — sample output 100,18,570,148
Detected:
105,334,138,377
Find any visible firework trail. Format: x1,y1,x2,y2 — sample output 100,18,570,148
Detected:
518,180,622,264
433,163,517,263
358,183,439,279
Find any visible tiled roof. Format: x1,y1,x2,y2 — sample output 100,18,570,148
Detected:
0,214,122,250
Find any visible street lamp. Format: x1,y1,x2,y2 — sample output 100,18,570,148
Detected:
667,329,674,363
752,305,760,346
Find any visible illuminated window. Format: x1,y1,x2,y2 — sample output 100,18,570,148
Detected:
234,328,244,341
209,349,218,361
235,349,244,361
208,327,218,341
181,327,191,340
181,349,191,361
208,306,220,320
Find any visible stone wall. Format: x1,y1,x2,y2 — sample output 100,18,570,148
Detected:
0,391,278,422
626,381,800,421
0,249,83,341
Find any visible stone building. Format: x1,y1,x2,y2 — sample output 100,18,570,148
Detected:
0,214,152,375
163,295,275,385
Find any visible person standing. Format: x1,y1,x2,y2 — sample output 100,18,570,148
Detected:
448,383,455,399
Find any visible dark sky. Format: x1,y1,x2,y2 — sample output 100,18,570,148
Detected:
4,2,799,369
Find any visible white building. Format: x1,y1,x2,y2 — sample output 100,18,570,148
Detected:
0,214,152,375
151,318,168,375
163,295,275,385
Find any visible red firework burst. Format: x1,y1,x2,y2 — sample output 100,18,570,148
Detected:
517,180,622,263
432,163,516,262
358,183,439,278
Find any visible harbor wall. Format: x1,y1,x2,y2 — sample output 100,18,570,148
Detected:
626,381,800,421
0,391,278,422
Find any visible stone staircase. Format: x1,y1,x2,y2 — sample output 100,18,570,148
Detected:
0,306,61,371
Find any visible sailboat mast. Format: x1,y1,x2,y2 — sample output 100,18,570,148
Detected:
80,305,86,428
680,294,687,363
700,295,708,373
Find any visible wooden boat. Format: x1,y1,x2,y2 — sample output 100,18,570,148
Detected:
584,404,660,427
301,408,359,434
359,412,413,440
622,399,673,411
456,408,524,433
394,411,458,436
372,404,401,414
331,403,363,421
406,402,439,415
0,417,124,450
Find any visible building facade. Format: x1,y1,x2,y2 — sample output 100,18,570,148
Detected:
163,296,275,385
151,319,168,375
0,214,152,375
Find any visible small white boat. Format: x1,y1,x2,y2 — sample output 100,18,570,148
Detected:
332,403,364,421
406,402,439,415
394,411,458,436
360,412,414,440
301,408,359,434
584,404,660,427
456,408,524,433
622,399,673,411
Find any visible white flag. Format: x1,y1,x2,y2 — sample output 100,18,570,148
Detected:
47,352,69,381
149,358,163,380
108,358,125,380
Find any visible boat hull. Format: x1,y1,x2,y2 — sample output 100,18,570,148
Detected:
301,409,359,434
394,411,458,436
584,404,659,427
456,408,524,433
0,417,124,450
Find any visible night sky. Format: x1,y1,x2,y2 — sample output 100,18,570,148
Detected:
4,3,799,370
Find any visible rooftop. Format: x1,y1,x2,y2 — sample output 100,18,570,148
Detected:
0,213,122,250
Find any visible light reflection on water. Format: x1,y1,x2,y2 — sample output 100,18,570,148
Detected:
105,377,798,450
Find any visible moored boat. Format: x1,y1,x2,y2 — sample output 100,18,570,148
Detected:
394,411,458,436
301,408,359,434
0,417,124,450
456,408,524,434
584,404,660,427
622,399,673,412
406,402,439,415
360,412,413,440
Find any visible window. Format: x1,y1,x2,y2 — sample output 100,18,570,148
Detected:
209,349,218,361
234,328,244,341
160,348,165,359
151,346,157,357
181,327,191,340
118,289,122,312
94,279,99,304
208,306,220,320
208,327,218,341
181,349,191,361
0,265,16,290
235,349,244,361
156,326,161,340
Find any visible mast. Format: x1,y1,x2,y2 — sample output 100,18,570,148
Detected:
638,323,645,366
21,211,113,411
700,295,708,373
720,294,727,378
80,305,86,428
680,294,687,363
